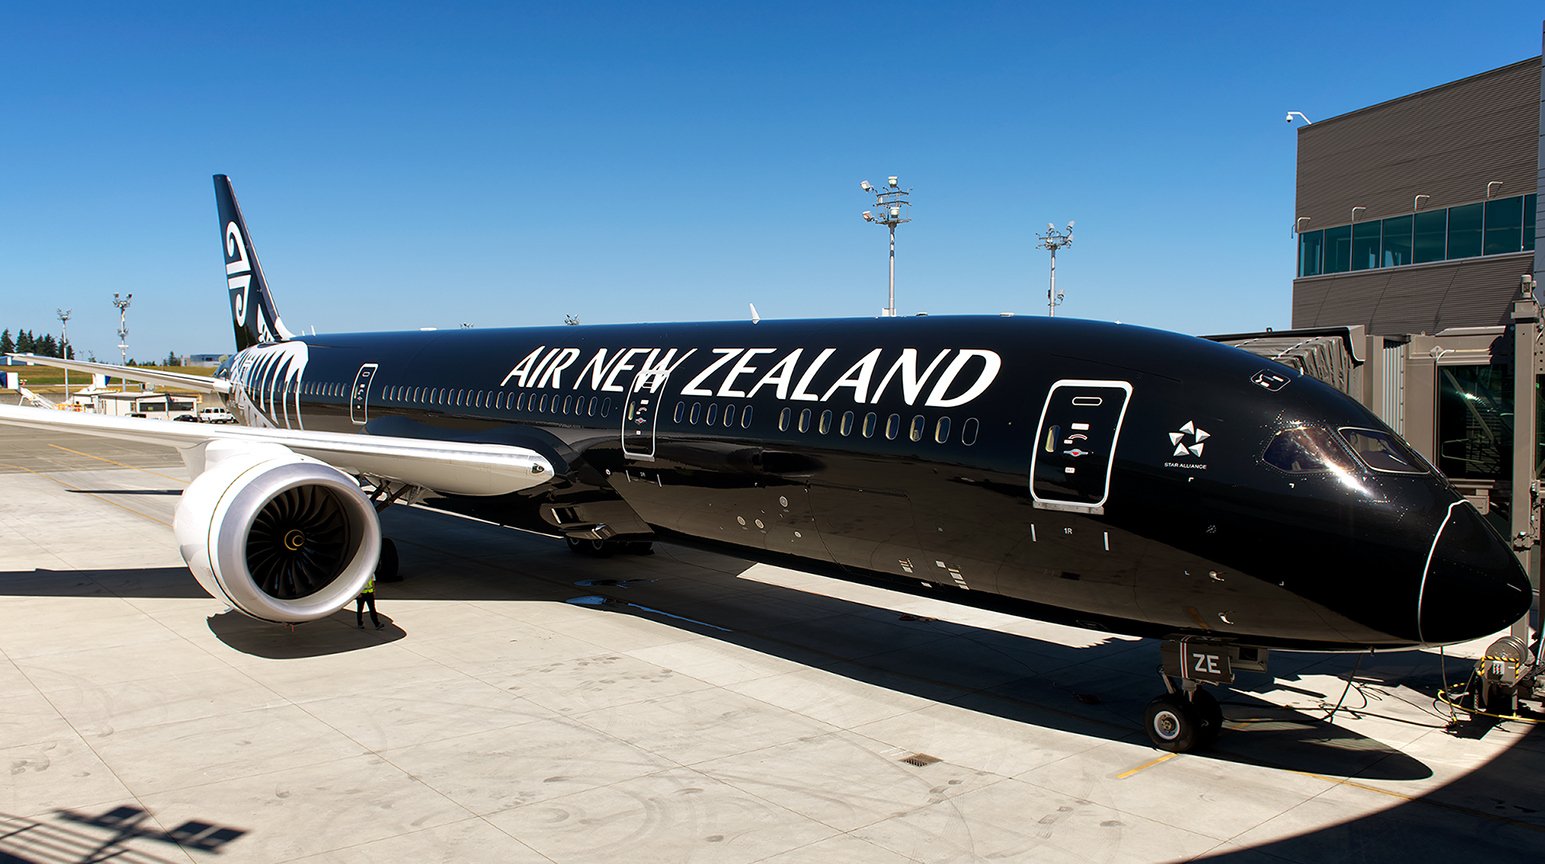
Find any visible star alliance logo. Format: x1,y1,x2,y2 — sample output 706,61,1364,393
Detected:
1169,421,1210,458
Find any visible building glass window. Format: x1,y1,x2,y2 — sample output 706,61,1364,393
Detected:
1447,202,1483,259
1437,364,1511,481
1351,221,1380,271
1525,194,1537,252
1380,215,1412,267
1298,230,1323,277
1484,196,1524,256
1413,209,1446,263
1322,225,1352,273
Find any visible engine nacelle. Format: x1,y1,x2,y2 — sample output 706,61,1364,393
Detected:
175,440,381,623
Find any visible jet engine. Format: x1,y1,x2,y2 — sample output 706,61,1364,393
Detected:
174,441,381,623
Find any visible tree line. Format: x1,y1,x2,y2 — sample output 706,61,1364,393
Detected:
0,329,75,359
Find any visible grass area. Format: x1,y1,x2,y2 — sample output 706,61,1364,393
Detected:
4,363,215,395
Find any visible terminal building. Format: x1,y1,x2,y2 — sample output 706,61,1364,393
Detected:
1228,30,1545,621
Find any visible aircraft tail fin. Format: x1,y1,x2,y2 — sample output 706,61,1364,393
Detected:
215,175,294,350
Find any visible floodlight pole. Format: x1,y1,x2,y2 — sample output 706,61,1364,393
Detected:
1037,222,1074,317
56,308,71,401
860,177,912,318
112,293,132,391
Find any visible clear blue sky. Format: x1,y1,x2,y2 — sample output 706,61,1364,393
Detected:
1,2,1542,361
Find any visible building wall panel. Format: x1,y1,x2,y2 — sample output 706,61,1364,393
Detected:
1296,59,1541,227
1293,254,1532,334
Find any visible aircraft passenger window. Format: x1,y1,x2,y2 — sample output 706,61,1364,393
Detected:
539,394,549,412
563,395,573,414
475,391,484,408
1338,428,1428,474
779,407,791,431
962,417,979,446
458,389,467,407
798,408,812,433
602,397,612,417
573,397,584,416
935,416,951,444
909,415,925,442
706,403,720,426
1262,427,1357,474
496,393,505,409
724,404,737,427
862,412,877,438
588,396,597,416
818,410,832,435
741,405,753,428
839,411,854,436
885,414,900,440
690,402,702,425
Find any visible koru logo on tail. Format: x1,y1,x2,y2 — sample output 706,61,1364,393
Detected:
225,221,252,327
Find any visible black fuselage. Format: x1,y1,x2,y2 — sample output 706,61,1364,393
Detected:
216,315,1533,651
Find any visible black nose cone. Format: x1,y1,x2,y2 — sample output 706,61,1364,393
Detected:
1419,504,1534,645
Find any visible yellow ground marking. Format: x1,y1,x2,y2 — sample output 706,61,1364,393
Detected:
0,461,172,528
47,443,186,484
1288,769,1545,834
1115,752,1177,779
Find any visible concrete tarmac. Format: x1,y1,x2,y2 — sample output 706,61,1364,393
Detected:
1,426,1541,863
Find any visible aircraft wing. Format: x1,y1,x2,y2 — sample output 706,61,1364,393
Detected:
5,353,233,394
0,403,552,496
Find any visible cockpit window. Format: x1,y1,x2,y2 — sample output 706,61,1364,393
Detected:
1262,427,1356,474
1338,427,1428,474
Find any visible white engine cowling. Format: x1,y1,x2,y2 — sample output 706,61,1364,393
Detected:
174,440,382,623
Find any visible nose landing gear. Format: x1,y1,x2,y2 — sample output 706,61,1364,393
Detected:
1145,639,1267,752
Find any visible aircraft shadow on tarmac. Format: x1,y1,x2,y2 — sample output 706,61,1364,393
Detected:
0,519,1448,783
9,503,1545,860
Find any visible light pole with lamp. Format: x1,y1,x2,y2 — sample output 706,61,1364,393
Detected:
112,293,132,391
56,308,71,403
860,176,911,318
1037,222,1074,317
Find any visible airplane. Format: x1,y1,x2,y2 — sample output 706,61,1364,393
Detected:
0,174,1533,753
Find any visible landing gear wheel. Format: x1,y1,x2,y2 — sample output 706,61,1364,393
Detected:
376,538,401,582
565,537,613,557
1145,693,1200,753
1191,688,1223,746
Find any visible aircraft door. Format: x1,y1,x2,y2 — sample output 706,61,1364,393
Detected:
350,363,378,426
1030,379,1132,513
621,367,670,460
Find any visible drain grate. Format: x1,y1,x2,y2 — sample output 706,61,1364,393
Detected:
900,752,941,767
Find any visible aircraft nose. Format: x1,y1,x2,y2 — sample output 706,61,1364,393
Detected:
1418,503,1534,645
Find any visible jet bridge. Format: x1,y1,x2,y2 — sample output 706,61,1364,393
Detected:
1212,280,1545,719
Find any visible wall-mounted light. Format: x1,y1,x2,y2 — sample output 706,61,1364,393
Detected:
1486,181,1504,199
1351,206,1366,223
1414,194,1430,211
